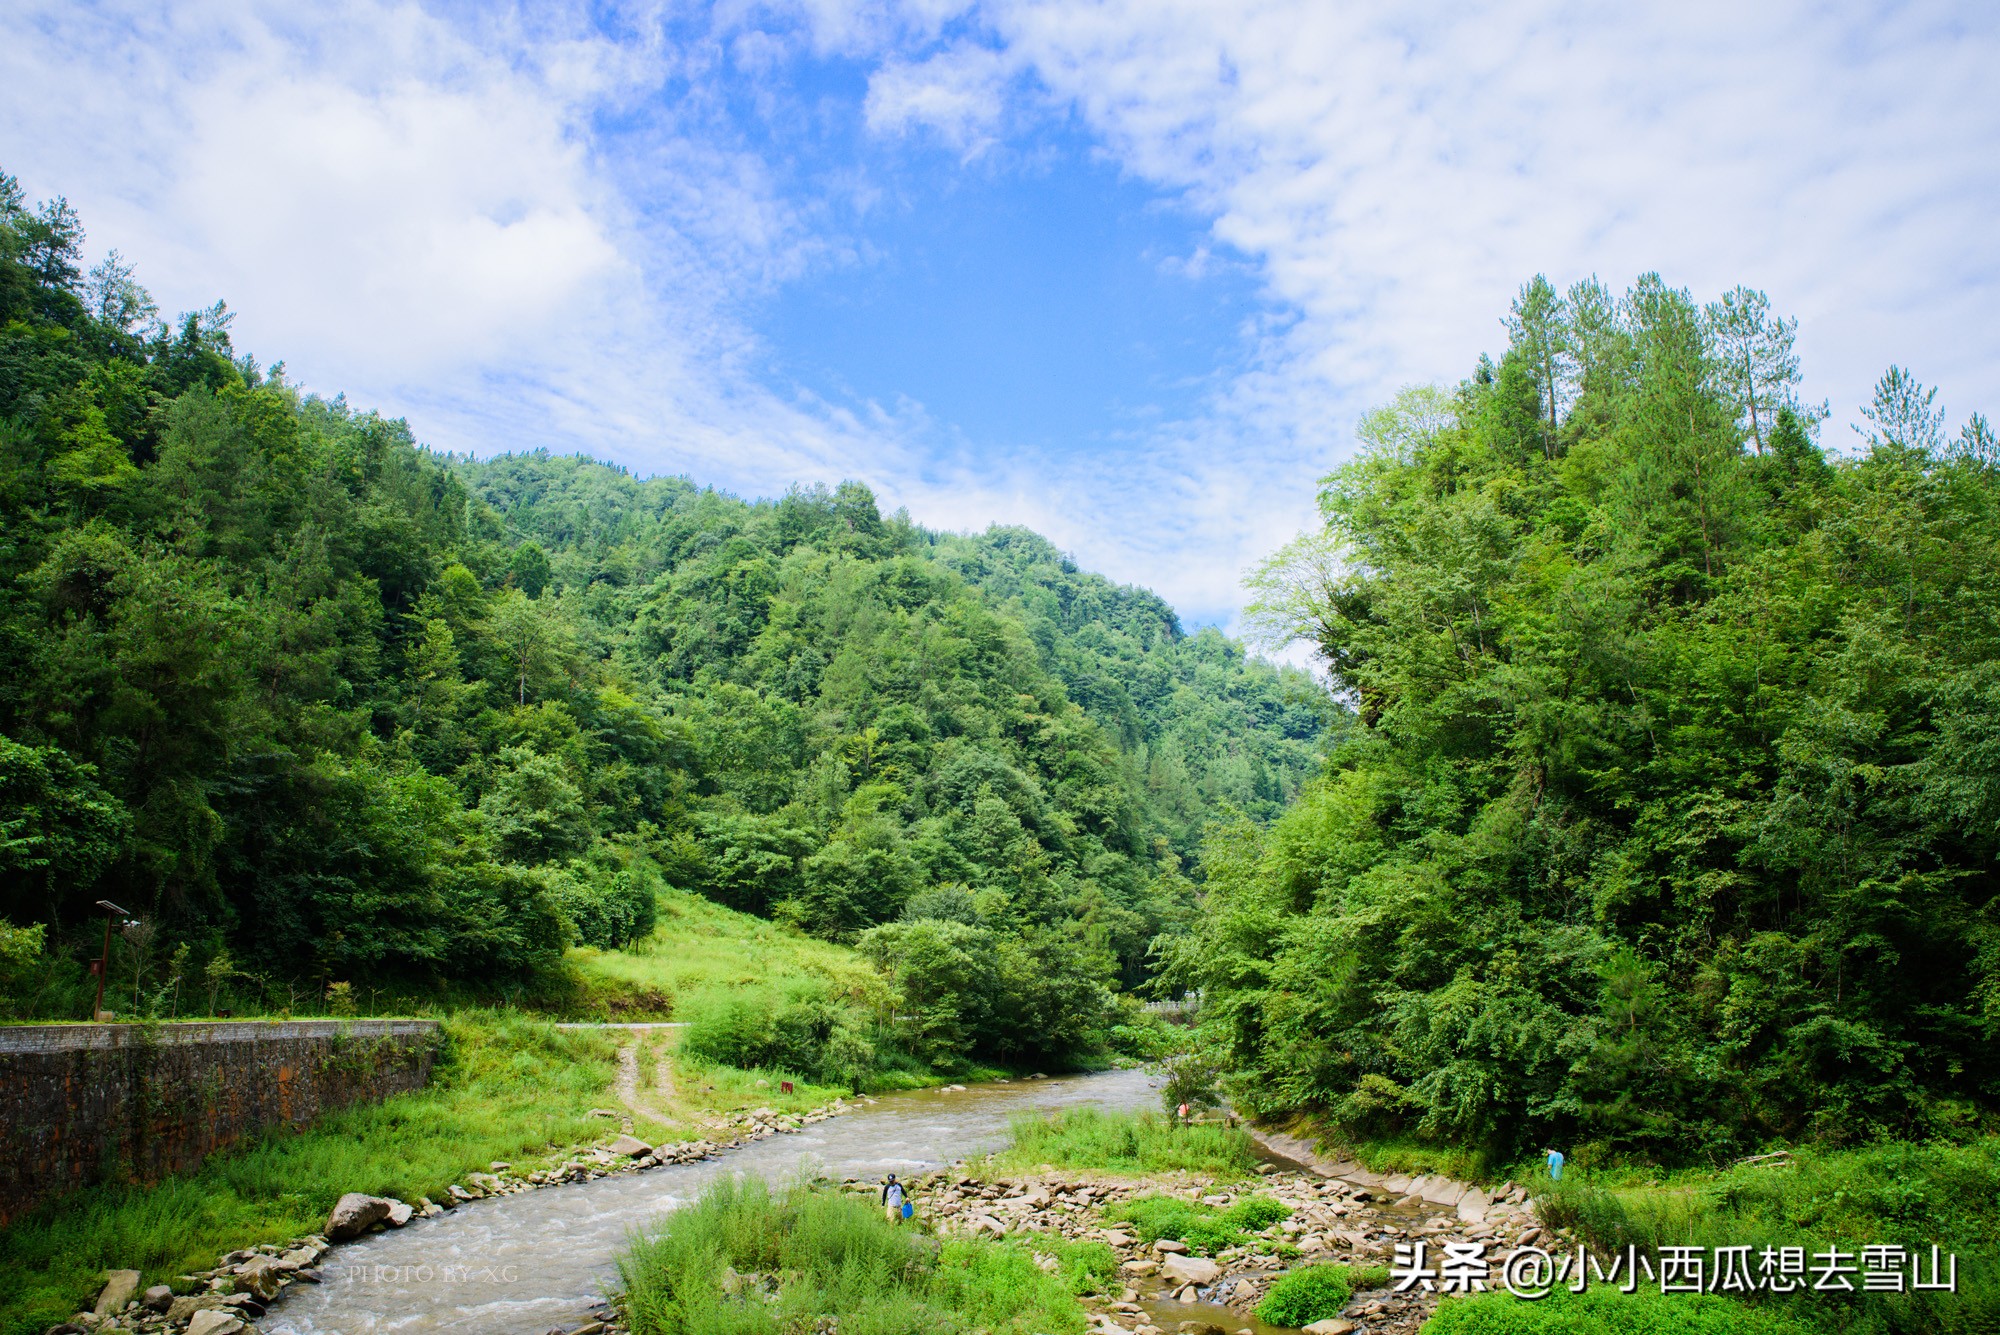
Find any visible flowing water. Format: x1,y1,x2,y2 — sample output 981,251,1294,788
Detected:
262,1068,1158,1335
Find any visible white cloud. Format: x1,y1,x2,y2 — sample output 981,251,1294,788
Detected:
974,0,2000,433
864,42,1016,156
6,0,1995,636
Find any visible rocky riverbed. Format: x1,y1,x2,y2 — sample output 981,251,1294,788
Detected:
866,1149,1548,1335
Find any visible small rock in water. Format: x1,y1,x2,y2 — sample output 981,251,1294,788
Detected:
1302,1322,1357,1335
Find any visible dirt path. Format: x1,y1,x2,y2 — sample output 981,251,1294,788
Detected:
614,1041,673,1126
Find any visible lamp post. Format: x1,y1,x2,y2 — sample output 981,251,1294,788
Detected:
92,900,132,1023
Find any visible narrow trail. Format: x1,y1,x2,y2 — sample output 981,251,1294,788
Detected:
613,1042,672,1127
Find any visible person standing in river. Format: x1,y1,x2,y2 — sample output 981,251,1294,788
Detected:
881,1173,905,1223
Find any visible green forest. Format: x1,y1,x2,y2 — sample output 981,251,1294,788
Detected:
6,168,2000,1168
0,173,1327,1067
1180,274,2000,1163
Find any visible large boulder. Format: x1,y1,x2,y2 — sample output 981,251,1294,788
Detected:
93,1269,141,1315
235,1256,284,1301
608,1134,653,1157
1456,1187,1492,1224
1160,1255,1222,1287
1420,1177,1467,1207
142,1285,174,1313
325,1192,393,1240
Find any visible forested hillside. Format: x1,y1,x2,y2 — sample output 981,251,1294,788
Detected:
0,173,1326,1061
1180,274,2000,1160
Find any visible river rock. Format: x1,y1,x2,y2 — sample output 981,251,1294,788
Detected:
94,1269,141,1315
1420,1177,1467,1207
186,1312,245,1335
326,1192,392,1239
1160,1255,1222,1287
142,1285,174,1312
608,1134,653,1157
236,1256,285,1301
1303,1321,1357,1335
1121,1259,1160,1275
168,1296,229,1321
1456,1187,1491,1224
385,1199,414,1226
1153,1239,1189,1255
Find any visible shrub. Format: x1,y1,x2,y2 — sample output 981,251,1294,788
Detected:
1107,1192,1291,1257
1255,1264,1355,1327
0,918,48,1020
1223,1196,1291,1230
679,982,876,1088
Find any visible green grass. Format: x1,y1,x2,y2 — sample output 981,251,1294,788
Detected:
1105,1193,1291,1257
619,1175,1096,1335
572,888,885,1020
0,1011,619,1335
1309,1131,1501,1186
1423,1286,1821,1335
1519,1138,2000,1335
986,1107,1261,1178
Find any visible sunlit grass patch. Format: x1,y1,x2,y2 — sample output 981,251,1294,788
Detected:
572,888,885,1020
987,1106,1260,1177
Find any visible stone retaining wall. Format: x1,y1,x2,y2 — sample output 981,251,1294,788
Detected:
0,1019,440,1225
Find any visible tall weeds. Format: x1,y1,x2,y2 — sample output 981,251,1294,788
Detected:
620,1176,1093,1335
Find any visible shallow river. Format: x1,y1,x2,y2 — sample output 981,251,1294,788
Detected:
263,1068,1158,1335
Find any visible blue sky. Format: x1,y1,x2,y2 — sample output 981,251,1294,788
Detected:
3,1,1997,631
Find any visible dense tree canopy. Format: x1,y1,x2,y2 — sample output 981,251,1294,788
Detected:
1182,274,2000,1159
0,173,1328,1058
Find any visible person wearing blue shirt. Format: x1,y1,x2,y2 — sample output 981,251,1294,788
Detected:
1546,1149,1564,1181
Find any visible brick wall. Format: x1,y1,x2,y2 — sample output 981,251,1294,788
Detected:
0,1019,440,1225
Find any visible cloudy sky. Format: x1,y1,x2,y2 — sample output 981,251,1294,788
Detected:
4,0,1995,627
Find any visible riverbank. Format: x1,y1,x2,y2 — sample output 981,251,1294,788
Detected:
0,1012,850,1335
1236,1118,2000,1334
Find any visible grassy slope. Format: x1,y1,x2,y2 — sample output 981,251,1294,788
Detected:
1415,1139,2000,1335
571,887,886,1019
